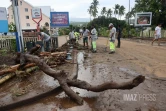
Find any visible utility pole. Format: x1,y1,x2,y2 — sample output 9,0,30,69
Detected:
11,0,24,52
128,0,130,38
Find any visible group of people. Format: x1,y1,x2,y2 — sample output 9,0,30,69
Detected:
70,23,121,54
37,22,162,53
37,23,122,53
68,25,98,53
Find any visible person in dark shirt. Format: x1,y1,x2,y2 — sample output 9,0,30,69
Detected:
117,25,121,48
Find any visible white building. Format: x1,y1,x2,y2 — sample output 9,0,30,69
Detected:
8,0,51,31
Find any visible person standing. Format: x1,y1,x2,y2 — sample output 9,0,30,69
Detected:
83,27,90,47
117,25,121,48
109,23,116,54
69,30,75,44
152,23,162,46
90,25,98,53
52,28,59,49
38,32,51,52
74,31,80,44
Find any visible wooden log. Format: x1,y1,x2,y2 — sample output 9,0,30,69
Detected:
0,73,15,85
0,66,39,85
0,63,36,76
40,52,67,56
16,66,39,78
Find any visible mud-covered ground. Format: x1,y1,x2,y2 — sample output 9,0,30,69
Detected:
0,37,166,111
85,38,166,111
0,52,15,66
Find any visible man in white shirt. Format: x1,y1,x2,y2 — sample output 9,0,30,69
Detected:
90,25,98,52
152,23,162,46
109,23,116,54
38,32,51,52
69,30,75,44
83,27,90,47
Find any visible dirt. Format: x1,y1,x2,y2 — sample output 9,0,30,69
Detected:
86,38,166,111
0,37,166,111
0,53,16,66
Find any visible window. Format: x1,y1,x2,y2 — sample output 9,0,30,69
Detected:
20,1,22,5
26,23,30,27
11,15,13,19
26,16,29,19
25,8,28,12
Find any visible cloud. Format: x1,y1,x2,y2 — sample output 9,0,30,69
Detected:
2,0,135,19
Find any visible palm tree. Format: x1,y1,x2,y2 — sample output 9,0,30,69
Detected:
125,8,135,19
114,4,120,18
101,7,107,16
91,0,99,18
119,5,125,20
87,5,93,21
107,9,112,18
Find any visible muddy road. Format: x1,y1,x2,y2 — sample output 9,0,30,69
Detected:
0,37,166,111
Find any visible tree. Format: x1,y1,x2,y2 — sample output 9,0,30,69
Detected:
114,4,120,18
133,0,166,27
107,9,112,18
101,7,107,16
91,0,99,18
8,22,16,32
119,5,125,20
87,5,93,21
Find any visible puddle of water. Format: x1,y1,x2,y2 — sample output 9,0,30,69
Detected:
37,74,59,88
77,52,84,65
73,52,110,97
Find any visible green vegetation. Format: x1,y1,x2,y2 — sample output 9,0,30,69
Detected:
8,22,16,32
11,39,17,51
87,17,126,37
127,0,166,27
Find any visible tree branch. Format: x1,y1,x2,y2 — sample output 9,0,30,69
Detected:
24,54,63,78
20,47,145,105
67,75,145,92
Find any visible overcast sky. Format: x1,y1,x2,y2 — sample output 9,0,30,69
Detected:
1,0,135,19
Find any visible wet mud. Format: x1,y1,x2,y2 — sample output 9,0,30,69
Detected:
0,37,166,111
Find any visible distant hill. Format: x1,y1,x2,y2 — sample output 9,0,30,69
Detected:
70,18,90,22
70,21,88,26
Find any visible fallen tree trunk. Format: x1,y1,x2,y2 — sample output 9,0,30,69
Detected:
0,66,38,85
21,53,145,105
16,66,39,78
0,63,36,76
40,52,67,57
0,73,15,85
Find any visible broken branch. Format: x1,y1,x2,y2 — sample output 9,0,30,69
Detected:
67,75,145,92
22,52,145,105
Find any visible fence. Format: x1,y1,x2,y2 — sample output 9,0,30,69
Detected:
140,30,166,38
0,35,15,50
23,36,58,49
0,35,58,51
